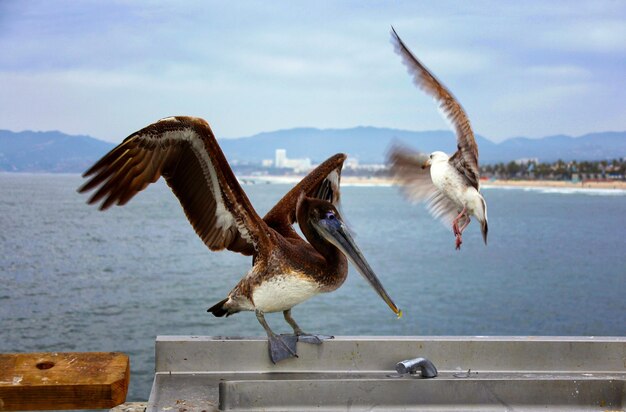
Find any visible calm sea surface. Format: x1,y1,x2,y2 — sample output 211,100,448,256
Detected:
1,173,625,401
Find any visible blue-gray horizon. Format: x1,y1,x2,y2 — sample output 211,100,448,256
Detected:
0,1,624,144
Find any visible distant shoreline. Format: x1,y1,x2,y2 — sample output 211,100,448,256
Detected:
240,175,626,190
481,179,626,190
2,172,624,190
339,176,626,190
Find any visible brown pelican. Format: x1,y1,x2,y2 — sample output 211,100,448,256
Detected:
387,27,488,250
78,116,401,363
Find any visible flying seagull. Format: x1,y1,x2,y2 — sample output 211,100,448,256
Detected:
387,27,488,250
79,116,401,363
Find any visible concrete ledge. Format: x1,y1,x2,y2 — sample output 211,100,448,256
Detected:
155,335,626,374
148,336,626,411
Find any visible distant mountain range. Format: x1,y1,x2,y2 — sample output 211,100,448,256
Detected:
0,130,112,173
1,127,624,173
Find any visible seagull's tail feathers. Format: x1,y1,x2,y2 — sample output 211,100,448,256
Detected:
479,195,488,245
481,218,488,245
208,297,239,318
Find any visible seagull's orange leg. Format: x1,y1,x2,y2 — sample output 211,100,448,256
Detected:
452,207,467,235
458,214,471,233
452,207,469,250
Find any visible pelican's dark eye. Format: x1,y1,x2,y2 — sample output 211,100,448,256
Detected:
325,211,336,220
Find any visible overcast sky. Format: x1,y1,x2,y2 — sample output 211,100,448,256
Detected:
0,1,624,143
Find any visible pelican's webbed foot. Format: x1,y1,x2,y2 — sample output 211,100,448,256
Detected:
268,334,298,363
256,309,298,364
297,334,334,344
283,309,333,345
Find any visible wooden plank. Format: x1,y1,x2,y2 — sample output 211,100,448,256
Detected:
0,352,129,411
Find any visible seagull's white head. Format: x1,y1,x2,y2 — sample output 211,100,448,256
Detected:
422,151,449,169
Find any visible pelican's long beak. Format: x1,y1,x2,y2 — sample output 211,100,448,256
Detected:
314,218,402,318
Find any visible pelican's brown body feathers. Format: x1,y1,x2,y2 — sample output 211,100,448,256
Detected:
79,116,356,316
80,114,401,364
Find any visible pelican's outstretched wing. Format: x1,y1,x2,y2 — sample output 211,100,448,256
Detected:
387,143,459,228
78,116,269,257
390,27,480,190
263,153,346,238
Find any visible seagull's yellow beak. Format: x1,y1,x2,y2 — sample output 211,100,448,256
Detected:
421,158,431,169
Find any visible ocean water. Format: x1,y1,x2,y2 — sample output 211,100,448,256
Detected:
1,173,625,401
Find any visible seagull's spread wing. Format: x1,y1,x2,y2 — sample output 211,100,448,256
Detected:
78,116,269,257
390,27,480,190
263,153,346,238
387,144,459,228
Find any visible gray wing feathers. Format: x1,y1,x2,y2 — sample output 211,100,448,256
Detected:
387,144,458,229
390,27,480,190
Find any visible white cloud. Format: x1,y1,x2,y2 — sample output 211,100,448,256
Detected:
538,20,626,54
526,65,592,80
234,53,351,78
494,83,592,112
0,0,624,142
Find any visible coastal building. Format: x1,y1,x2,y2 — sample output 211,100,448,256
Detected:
263,149,312,172
514,158,539,165
275,149,287,168
345,157,359,169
